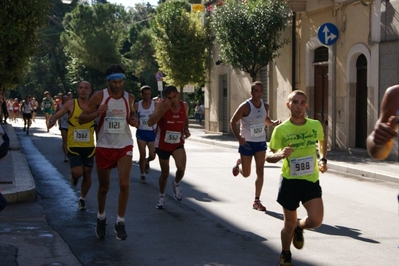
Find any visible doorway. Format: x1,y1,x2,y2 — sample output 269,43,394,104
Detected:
355,54,368,148
314,65,329,137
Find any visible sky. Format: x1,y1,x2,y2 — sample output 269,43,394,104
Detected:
108,0,159,8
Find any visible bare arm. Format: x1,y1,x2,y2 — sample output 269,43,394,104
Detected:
128,94,137,127
78,92,107,124
148,100,170,127
366,86,399,160
48,101,73,129
183,101,190,139
264,103,281,127
230,103,247,145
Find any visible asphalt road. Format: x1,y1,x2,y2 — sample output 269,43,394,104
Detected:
7,118,399,265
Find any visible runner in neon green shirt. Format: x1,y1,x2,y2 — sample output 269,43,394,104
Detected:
267,90,327,266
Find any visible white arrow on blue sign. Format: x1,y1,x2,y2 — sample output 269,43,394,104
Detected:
317,23,339,46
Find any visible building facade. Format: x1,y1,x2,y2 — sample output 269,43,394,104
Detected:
204,0,399,159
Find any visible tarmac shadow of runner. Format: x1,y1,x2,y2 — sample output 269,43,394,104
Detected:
265,210,379,244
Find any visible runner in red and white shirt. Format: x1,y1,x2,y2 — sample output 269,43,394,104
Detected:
79,64,137,241
148,85,190,210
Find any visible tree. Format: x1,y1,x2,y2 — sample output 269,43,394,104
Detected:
151,1,209,89
0,0,50,90
60,3,130,88
210,0,289,81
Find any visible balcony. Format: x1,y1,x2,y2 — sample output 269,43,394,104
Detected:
284,0,307,12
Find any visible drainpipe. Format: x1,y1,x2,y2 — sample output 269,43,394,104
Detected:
292,12,296,91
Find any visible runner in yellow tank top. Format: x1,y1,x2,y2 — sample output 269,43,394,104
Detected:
48,81,95,211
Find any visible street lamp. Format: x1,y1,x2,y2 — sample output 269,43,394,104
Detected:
61,0,73,4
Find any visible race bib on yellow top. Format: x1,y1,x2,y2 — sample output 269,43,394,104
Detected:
74,129,90,142
289,156,314,176
164,130,181,144
250,124,265,138
104,117,125,133
140,118,148,126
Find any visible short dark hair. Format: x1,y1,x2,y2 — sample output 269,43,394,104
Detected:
164,85,178,95
140,85,152,94
105,64,125,76
251,81,263,91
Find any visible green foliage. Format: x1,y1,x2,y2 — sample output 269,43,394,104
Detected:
0,0,50,89
61,3,130,87
151,1,209,89
210,0,289,81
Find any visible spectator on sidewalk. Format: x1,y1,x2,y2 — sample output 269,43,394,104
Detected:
79,64,137,241
266,89,328,266
148,85,190,210
194,102,204,124
366,85,398,160
134,85,157,184
230,81,280,212
48,82,95,211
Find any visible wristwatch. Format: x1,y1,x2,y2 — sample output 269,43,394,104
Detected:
319,158,327,164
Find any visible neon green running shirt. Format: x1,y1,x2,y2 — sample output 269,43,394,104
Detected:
269,118,324,183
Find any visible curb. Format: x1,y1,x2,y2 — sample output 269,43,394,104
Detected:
1,124,36,203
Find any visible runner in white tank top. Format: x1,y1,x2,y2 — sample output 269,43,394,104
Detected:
230,81,281,212
78,64,138,241
134,85,157,183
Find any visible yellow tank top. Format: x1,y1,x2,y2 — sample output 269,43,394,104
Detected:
67,99,95,150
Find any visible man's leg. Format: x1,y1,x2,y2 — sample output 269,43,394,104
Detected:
299,198,324,230
147,141,156,162
158,157,170,194
81,166,93,198
116,155,132,218
137,139,147,176
239,154,252,177
281,208,298,251
171,148,186,183
96,166,111,215
171,148,186,201
252,151,266,210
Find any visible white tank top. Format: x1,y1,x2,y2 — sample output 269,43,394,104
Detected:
22,102,31,114
240,99,267,142
137,100,156,131
96,88,133,148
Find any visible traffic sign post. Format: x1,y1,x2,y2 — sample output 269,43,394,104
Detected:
317,23,339,46
155,71,163,81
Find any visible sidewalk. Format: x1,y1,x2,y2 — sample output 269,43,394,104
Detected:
1,122,399,202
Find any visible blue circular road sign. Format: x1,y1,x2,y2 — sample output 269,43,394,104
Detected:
317,23,339,46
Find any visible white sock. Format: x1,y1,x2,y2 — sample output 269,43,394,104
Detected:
97,212,106,220
159,193,165,197
116,216,124,224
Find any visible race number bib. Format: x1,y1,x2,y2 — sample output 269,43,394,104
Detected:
74,129,90,142
45,103,51,108
104,117,125,133
140,118,148,126
250,124,265,138
164,130,181,144
289,156,314,176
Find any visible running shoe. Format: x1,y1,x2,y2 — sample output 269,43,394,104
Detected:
70,175,78,187
114,222,127,240
279,251,292,266
172,181,182,201
155,196,165,209
78,199,87,211
96,218,107,239
252,200,266,211
232,159,241,176
145,158,150,174
293,226,304,249
139,175,146,184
